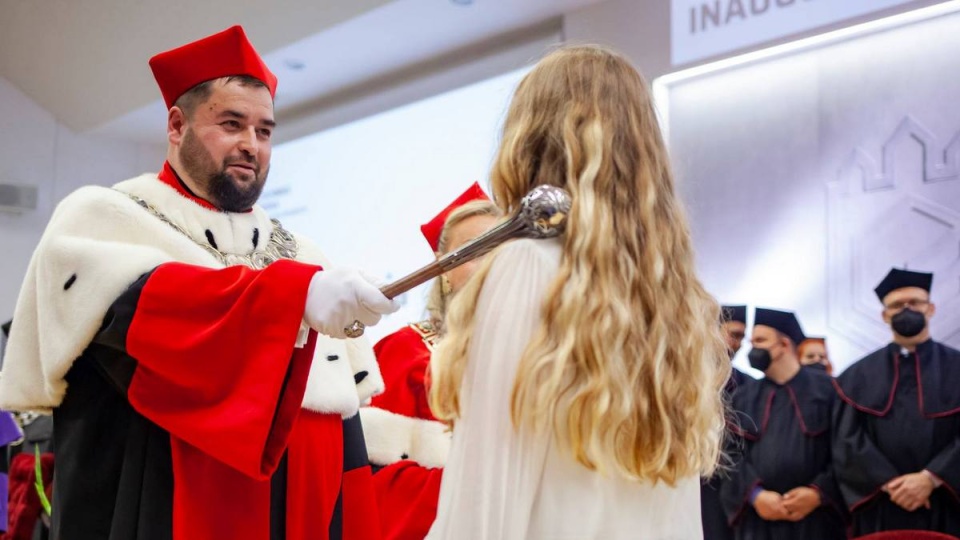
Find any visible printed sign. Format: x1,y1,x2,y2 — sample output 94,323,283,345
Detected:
672,0,922,65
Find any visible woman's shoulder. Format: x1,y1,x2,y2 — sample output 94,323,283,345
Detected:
491,237,562,269
475,238,562,314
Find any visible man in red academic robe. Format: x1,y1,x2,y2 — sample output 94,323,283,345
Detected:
0,26,397,540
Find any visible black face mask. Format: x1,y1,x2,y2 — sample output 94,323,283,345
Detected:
748,348,773,372
805,362,828,373
891,308,926,338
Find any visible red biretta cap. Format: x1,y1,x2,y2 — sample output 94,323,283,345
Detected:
420,182,490,252
149,25,278,109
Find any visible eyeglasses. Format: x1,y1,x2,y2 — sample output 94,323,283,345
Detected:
884,299,929,311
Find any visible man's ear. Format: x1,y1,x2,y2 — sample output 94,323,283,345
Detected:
168,107,187,145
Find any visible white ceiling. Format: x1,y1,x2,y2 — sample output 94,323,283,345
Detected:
0,0,606,145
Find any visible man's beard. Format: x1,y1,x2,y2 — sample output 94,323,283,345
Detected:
180,128,267,212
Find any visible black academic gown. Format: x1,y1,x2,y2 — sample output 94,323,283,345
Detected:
721,368,847,540
701,368,751,540
833,340,960,536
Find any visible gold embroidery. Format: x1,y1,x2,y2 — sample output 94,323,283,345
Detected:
409,320,441,351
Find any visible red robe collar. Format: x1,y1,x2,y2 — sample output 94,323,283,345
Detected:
158,162,253,213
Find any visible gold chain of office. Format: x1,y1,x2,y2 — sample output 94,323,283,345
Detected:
122,192,299,269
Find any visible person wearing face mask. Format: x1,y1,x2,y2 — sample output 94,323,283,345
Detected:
701,304,753,540
798,337,833,376
832,268,960,536
721,308,847,540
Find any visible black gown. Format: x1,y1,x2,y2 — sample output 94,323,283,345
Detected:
721,367,847,540
832,340,960,536
701,368,751,540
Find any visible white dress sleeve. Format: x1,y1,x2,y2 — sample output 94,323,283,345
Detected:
426,238,562,540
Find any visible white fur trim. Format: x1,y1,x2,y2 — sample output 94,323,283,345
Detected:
303,335,361,418
296,234,384,412
0,174,371,418
360,406,450,469
346,337,384,404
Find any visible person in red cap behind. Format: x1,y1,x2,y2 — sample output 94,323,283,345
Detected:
0,25,398,540
798,337,833,375
360,183,500,540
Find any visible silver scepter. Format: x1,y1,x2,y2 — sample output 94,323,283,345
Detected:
343,185,572,338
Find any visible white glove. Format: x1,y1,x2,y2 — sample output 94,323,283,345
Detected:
303,268,399,338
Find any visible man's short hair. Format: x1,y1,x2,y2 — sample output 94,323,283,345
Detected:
173,75,270,119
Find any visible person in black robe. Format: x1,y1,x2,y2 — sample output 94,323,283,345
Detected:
721,308,847,540
701,304,752,540
833,268,960,536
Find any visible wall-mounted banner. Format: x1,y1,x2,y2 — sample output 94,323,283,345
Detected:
671,0,922,65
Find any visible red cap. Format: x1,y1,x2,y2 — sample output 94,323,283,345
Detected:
149,25,278,109
420,182,490,252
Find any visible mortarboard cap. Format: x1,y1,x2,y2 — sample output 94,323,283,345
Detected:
754,307,806,346
874,268,933,302
721,305,747,324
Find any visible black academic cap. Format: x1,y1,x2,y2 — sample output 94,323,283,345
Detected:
754,308,806,345
721,305,747,324
874,268,933,302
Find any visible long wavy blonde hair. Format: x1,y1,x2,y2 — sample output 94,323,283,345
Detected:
429,45,729,483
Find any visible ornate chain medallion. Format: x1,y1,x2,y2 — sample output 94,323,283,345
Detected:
122,192,299,269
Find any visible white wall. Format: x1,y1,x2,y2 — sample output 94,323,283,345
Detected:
563,0,950,80
659,9,960,373
0,76,164,323
564,0,672,80
271,68,529,343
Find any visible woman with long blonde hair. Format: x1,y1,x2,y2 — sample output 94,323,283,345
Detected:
427,45,729,539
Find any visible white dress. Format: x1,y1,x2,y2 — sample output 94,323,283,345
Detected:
426,238,703,540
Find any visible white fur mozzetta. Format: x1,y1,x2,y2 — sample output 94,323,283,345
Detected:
0,173,379,418
303,334,383,419
359,406,451,469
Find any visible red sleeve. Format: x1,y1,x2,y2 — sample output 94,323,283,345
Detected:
371,328,435,421
411,365,433,422
285,410,346,540
126,259,319,480
374,461,443,540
